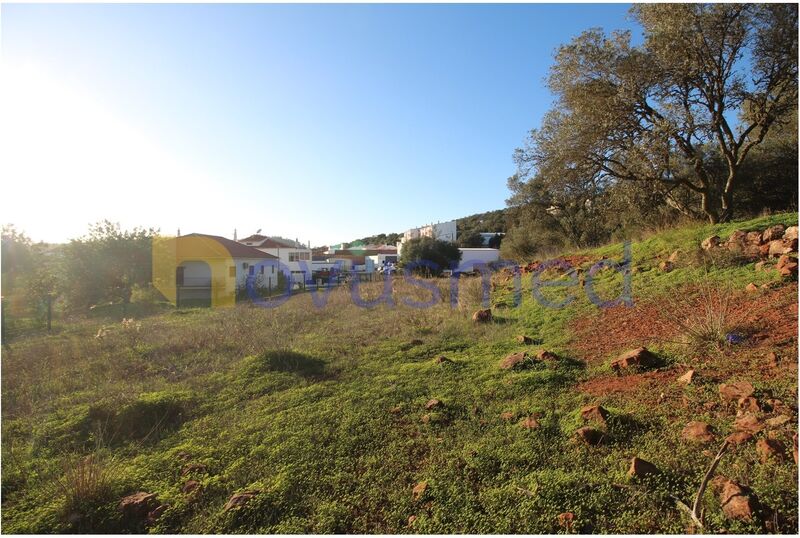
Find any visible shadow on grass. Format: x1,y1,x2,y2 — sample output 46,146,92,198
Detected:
252,350,328,378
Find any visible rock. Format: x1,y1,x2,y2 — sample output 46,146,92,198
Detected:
181,463,207,476
768,239,788,257
785,225,799,242
472,309,492,323
610,347,658,372
746,231,764,245
734,413,764,434
776,254,798,277
711,477,759,522
766,351,780,367
223,490,261,511
627,457,660,478
420,414,430,424
681,421,715,443
759,243,771,257
727,230,747,248
434,355,452,364
424,398,442,410
784,236,798,252
557,512,575,531
754,260,768,272
677,369,695,385
407,515,417,526
766,414,791,428
182,480,201,495
668,250,680,263
119,492,159,521
146,504,168,524
412,481,427,500
659,260,674,273
389,405,402,414
575,427,604,445
500,411,515,421
745,282,759,292
762,224,786,243
499,351,534,370
580,405,609,425
738,396,761,413
519,416,540,430
725,431,754,445
701,236,721,250
756,438,786,463
516,335,533,345
535,349,558,361
719,381,755,402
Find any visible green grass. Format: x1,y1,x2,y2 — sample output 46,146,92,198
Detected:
1,213,797,533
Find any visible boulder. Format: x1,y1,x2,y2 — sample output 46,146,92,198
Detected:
499,351,534,370
610,347,658,372
472,309,492,323
627,457,660,478
711,477,759,522
719,381,755,402
701,236,721,250
580,405,609,425
677,369,695,385
119,492,159,521
223,490,261,511
575,427,604,445
762,224,786,243
412,481,427,500
756,438,785,463
681,421,715,443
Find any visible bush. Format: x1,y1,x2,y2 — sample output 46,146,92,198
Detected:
399,237,461,276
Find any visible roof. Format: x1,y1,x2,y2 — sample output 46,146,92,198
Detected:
181,234,278,259
239,235,307,249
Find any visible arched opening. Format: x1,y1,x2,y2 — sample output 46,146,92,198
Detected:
176,260,212,307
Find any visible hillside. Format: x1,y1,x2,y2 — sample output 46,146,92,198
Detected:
1,212,798,533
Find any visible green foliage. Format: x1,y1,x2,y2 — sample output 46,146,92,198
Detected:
398,236,462,275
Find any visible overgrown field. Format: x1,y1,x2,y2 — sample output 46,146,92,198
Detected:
2,213,798,533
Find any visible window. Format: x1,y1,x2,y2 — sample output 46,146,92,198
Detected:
242,262,248,269
260,266,264,275
249,266,255,276
288,251,311,262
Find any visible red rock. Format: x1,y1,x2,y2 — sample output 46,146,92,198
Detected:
677,369,695,385
784,225,799,243
725,431,754,445
746,231,764,245
557,512,575,531
759,243,771,257
407,515,417,526
738,396,761,413
610,347,657,372
536,349,558,361
719,381,755,402
756,438,785,463
734,413,764,434
627,457,659,478
701,236,720,250
682,421,715,443
768,239,788,257
745,282,759,292
766,414,791,428
727,230,747,248
711,477,759,522
223,490,261,511
499,351,533,370
119,492,159,521
580,405,609,425
472,309,492,323
424,399,441,410
575,427,603,445
500,411,515,421
762,224,786,243
412,481,427,500
519,416,540,429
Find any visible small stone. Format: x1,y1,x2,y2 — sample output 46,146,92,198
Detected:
420,414,430,424
701,236,720,250
725,431,754,445
745,282,759,292
119,492,159,521
681,421,715,443
434,355,452,364
182,480,201,495
499,351,534,370
575,427,603,445
711,477,759,522
181,463,207,476
762,224,786,243
627,457,659,478
610,347,658,372
737,396,761,413
756,438,786,463
146,504,168,524
580,405,609,425
766,414,791,428
719,381,755,402
734,413,764,434
408,515,417,526
659,260,674,273
535,349,558,361
223,490,261,511
516,335,533,345
678,369,695,385
668,250,680,263
500,411,515,421
424,399,441,410
412,481,427,500
766,352,780,367
519,416,540,430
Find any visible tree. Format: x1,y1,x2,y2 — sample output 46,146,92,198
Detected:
62,221,157,310
458,231,485,248
521,3,797,223
399,237,461,276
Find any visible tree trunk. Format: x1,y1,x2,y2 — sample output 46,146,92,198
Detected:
700,191,720,224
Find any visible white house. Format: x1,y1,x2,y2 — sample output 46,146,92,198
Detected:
397,220,458,257
238,234,314,285
457,247,500,272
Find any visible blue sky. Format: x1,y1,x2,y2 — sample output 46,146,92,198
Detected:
1,3,638,246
